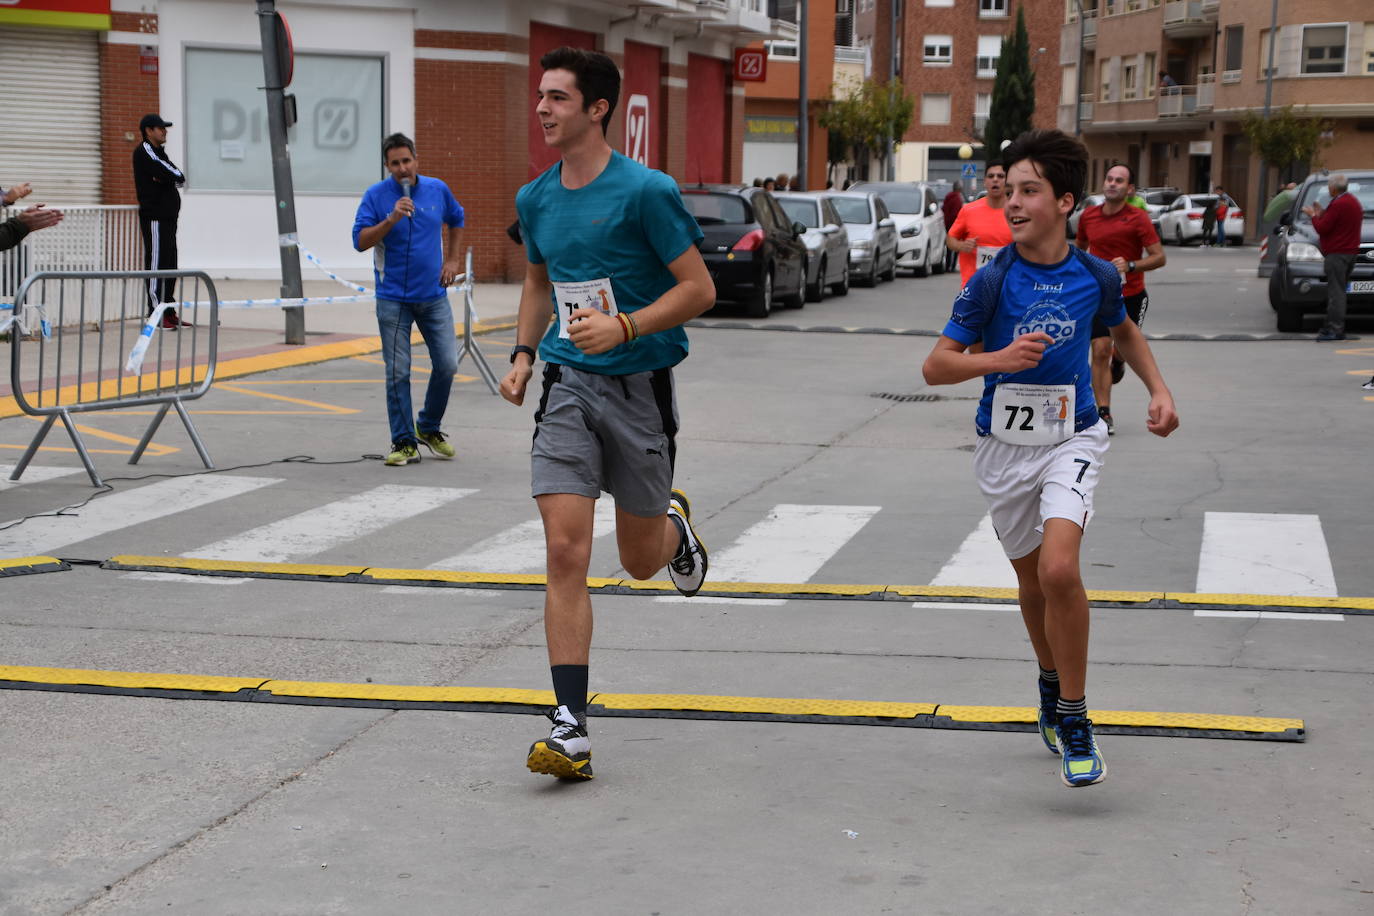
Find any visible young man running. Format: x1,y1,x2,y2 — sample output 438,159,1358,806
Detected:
922,130,1179,787
500,47,715,781
945,162,1013,288
1076,163,1165,435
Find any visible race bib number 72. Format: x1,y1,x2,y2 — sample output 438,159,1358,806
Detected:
991,383,1075,446
552,278,618,339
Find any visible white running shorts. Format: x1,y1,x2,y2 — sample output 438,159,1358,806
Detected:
972,419,1110,560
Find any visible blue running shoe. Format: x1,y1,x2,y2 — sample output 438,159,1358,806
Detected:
1055,715,1106,787
1037,679,1060,755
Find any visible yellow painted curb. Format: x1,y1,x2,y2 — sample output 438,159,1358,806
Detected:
0,664,261,694
261,681,554,705
108,555,366,578
596,692,936,718
1167,591,1374,611
935,705,1304,733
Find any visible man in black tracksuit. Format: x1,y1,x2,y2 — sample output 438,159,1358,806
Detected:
133,113,188,328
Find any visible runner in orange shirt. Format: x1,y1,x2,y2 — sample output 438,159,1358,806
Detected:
945,161,1013,288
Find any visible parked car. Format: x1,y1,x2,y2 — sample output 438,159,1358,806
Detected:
1067,195,1105,239
775,192,851,301
847,181,947,276
1266,169,1374,332
1157,193,1245,245
1140,187,1181,236
681,184,807,318
823,190,898,286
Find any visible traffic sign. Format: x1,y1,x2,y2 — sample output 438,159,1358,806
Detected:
961,163,977,178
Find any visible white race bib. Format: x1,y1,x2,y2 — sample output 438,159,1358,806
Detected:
991,383,1075,446
976,245,1002,269
552,277,618,339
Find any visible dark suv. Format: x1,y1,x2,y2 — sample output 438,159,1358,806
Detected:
1266,169,1374,332
680,185,807,318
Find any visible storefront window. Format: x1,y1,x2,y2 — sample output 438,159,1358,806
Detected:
185,48,384,193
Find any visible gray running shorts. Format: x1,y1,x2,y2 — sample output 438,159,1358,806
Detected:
531,362,678,517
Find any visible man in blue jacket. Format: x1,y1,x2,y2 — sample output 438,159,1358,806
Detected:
353,133,465,466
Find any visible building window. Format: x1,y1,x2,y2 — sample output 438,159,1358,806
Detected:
974,92,991,129
184,48,384,193
894,35,902,72
980,0,1008,18
1301,24,1347,75
926,0,954,6
1122,60,1138,99
1259,29,1277,78
924,35,953,66
1223,25,1244,72
976,35,1002,78
1366,21,1374,73
766,40,799,59
921,93,952,124
1144,52,1156,96
1100,59,1113,101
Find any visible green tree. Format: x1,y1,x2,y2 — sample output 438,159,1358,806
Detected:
982,4,1035,165
819,76,914,181
1241,106,1334,183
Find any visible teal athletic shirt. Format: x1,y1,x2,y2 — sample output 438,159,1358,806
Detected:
516,151,704,375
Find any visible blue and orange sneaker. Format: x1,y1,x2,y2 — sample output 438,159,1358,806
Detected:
1055,715,1106,787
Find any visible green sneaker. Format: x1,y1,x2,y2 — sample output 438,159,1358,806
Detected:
385,440,420,466
415,426,455,459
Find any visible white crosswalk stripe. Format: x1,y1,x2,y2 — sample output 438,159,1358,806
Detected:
382,501,617,595
0,466,1353,621
0,465,84,490
658,504,881,605
127,484,477,585
929,513,1017,590
0,474,281,556
1196,511,1337,597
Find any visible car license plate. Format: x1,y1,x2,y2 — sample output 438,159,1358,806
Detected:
1348,280,1374,293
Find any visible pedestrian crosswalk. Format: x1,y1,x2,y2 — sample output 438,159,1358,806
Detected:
0,469,1360,616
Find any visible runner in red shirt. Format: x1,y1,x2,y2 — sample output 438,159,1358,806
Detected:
946,162,1013,288
1075,163,1165,434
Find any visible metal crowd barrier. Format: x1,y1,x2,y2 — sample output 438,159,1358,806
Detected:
8,269,218,487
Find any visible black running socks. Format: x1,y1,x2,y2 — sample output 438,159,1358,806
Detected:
551,664,589,716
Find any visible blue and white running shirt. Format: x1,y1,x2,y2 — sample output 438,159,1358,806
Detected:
940,245,1126,436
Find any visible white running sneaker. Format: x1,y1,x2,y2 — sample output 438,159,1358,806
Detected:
526,705,593,780
667,489,708,597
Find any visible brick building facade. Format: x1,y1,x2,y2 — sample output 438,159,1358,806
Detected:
2,0,790,282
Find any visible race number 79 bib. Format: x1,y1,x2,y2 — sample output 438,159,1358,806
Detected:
552,277,619,339
976,245,1003,269
991,383,1075,446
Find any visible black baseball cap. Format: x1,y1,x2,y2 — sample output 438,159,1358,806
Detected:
140,114,173,130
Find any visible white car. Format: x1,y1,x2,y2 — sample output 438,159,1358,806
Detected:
847,181,947,277
1158,193,1246,245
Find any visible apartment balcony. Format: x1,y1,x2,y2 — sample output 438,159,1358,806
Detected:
702,0,778,37
834,46,867,65
1157,83,1208,119
1061,94,1095,132
1162,0,1215,39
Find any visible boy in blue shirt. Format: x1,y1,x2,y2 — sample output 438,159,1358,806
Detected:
499,47,716,780
353,133,465,466
923,130,1179,787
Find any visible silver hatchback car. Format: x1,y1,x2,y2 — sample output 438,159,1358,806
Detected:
823,190,899,287
775,192,851,301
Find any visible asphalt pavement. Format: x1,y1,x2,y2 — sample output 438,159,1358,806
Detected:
1,243,1371,914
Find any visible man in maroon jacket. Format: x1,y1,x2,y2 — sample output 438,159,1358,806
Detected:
1303,173,1363,341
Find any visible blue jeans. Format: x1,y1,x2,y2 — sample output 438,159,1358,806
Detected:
376,295,457,445
1215,220,1226,247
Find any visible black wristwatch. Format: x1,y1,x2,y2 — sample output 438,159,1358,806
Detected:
510,344,536,365
1127,260,1137,273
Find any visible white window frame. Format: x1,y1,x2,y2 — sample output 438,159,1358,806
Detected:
1122,60,1138,99
923,34,953,66
1300,23,1348,76
980,0,1009,19
976,35,1002,78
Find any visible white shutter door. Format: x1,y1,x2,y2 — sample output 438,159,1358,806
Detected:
0,27,102,205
